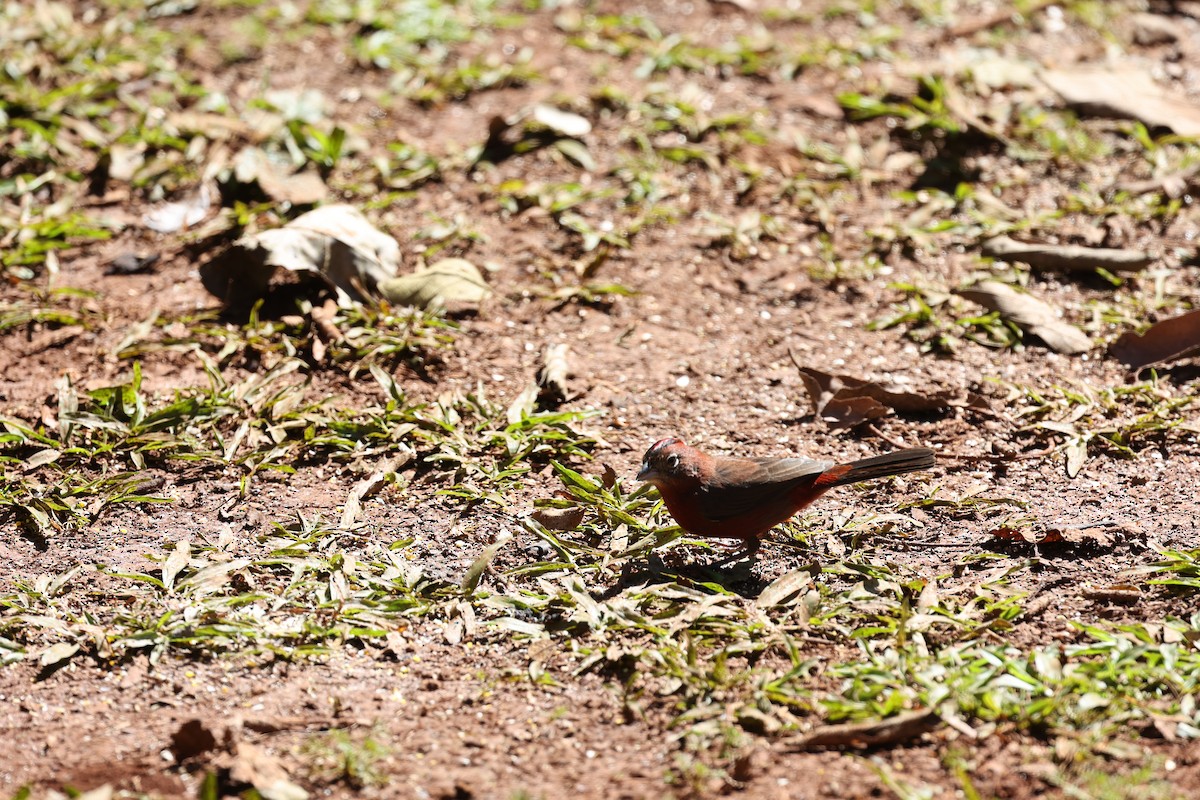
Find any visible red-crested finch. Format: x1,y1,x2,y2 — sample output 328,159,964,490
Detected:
637,438,934,541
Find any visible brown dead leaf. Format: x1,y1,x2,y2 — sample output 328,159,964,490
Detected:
794,364,985,428
599,463,618,490
1109,309,1200,371
786,709,940,750
531,505,585,532
982,235,1152,273
234,148,328,205
226,742,308,800
957,280,1091,354
378,257,491,311
989,524,1136,546
1041,66,1200,136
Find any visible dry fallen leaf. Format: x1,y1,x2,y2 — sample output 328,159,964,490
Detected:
227,742,309,800
957,280,1091,354
755,569,814,609
1109,309,1200,371
143,183,213,233
531,505,585,532
233,147,328,205
982,235,1152,273
988,525,1133,546
200,204,400,307
1041,66,1200,136
378,258,491,311
795,365,986,428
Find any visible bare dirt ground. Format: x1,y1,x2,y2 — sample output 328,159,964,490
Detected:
3,1,1200,798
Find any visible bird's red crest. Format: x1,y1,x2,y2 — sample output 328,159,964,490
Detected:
649,437,682,453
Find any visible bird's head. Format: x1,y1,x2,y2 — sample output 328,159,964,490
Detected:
637,437,701,485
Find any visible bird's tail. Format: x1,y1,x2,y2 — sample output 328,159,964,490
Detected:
818,447,935,488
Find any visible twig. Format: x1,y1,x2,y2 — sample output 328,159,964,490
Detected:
941,0,1054,41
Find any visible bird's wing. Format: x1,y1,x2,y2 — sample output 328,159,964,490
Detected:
697,457,830,522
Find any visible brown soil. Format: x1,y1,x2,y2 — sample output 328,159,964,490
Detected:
3,1,1200,798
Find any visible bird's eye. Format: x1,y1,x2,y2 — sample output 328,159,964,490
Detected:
666,454,680,469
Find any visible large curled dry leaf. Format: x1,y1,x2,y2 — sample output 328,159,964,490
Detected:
1041,66,1200,137
957,280,1091,354
982,235,1152,273
201,204,400,307
795,365,986,428
378,258,490,311
1109,309,1200,371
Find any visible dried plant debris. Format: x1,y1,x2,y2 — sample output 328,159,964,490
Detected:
795,365,987,428
957,280,1091,354
786,709,941,750
168,719,308,799
989,521,1144,547
530,504,586,532
142,182,214,233
1041,66,1200,136
378,257,491,311
1116,163,1200,199
232,147,328,205
200,205,401,307
1109,309,1200,371
982,235,1152,273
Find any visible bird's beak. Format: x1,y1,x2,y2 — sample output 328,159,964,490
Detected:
636,462,656,482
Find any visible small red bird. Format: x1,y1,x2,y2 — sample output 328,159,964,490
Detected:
637,438,934,542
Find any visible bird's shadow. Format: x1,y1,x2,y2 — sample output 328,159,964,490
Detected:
598,549,774,601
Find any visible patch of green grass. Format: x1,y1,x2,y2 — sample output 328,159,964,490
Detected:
1134,549,1200,593
0,523,458,664
1000,378,1199,476
1012,107,1111,164
0,287,101,331
870,282,1024,354
1047,758,1178,800
840,76,964,136
301,727,391,789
